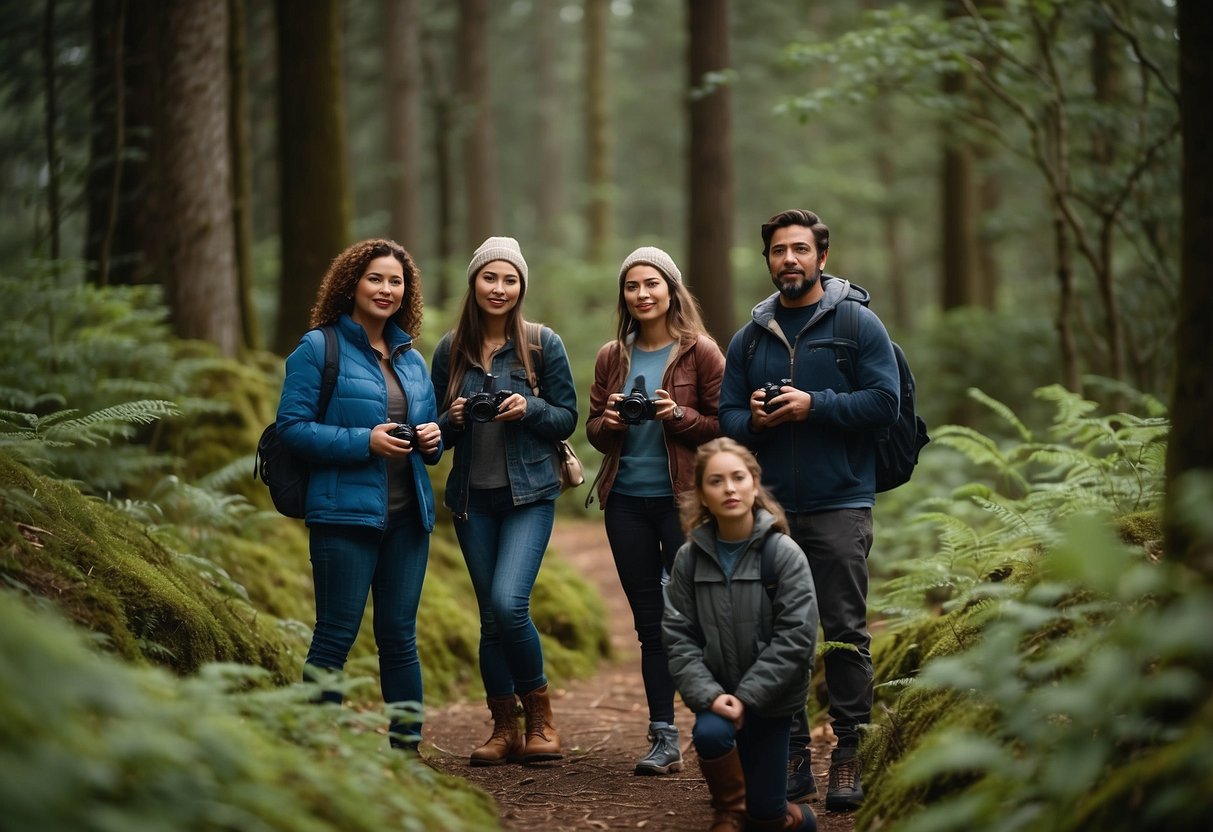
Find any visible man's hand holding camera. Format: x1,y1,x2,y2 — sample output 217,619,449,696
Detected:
749,380,812,431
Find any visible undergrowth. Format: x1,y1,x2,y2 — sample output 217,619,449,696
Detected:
858,385,1212,831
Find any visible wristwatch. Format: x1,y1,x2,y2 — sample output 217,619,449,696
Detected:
671,405,685,422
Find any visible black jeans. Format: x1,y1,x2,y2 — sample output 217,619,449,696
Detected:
787,508,874,750
603,492,683,724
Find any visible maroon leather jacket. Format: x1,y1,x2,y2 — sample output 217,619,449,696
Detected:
586,333,724,508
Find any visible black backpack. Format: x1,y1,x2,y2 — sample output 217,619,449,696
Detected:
254,326,339,518
743,287,929,492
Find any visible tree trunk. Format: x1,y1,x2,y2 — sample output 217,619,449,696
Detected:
385,0,422,251
85,0,159,286
422,32,455,308
1090,14,1126,383
274,0,350,353
940,0,979,310
584,0,612,262
1054,208,1080,393
457,0,497,249
229,0,258,351
686,0,735,347
534,0,563,247
1165,0,1213,571
873,102,909,331
42,0,61,269
153,0,242,357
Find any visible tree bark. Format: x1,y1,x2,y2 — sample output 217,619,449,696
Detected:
385,0,422,251
1165,0,1213,571
84,0,157,286
584,0,612,262
229,0,258,351
154,0,242,357
940,0,979,310
42,0,61,269
422,32,455,307
274,0,350,353
686,0,735,347
457,0,497,249
534,0,564,247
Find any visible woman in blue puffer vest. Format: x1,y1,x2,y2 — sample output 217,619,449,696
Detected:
276,238,443,752
431,236,578,767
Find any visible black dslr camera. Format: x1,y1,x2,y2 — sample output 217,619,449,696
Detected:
389,423,417,443
466,373,512,423
760,379,792,414
615,374,659,425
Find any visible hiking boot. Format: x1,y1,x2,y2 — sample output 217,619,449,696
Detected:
746,802,818,832
469,694,523,766
634,721,683,775
786,749,818,803
825,746,864,812
519,683,562,763
698,746,746,832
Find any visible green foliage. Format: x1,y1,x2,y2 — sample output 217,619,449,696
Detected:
861,385,1212,831
0,452,299,679
0,595,500,832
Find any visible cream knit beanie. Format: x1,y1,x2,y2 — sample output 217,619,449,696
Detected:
467,236,529,289
617,246,682,285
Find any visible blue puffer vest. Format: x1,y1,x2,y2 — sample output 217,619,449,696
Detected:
276,313,442,531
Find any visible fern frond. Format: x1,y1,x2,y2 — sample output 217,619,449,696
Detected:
967,388,1032,441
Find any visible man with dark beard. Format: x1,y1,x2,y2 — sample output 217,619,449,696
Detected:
718,209,899,813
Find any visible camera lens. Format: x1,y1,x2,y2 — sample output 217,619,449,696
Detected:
390,424,416,443
468,396,498,423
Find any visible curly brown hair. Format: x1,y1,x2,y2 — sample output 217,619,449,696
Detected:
678,437,789,536
308,239,424,336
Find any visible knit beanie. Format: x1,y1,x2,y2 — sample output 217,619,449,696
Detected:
467,236,529,289
617,246,682,286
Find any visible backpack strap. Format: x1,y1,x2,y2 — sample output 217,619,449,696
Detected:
742,320,762,374
317,325,340,420
831,299,861,391
760,531,782,602
525,322,544,395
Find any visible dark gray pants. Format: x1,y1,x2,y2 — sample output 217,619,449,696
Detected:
787,508,874,751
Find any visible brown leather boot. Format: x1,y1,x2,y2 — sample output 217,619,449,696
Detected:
519,684,562,763
469,694,523,766
745,801,816,831
699,747,746,832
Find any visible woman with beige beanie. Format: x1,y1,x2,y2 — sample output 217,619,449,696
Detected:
430,236,578,766
586,246,725,775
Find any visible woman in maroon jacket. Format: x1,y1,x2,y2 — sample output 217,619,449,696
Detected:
586,246,725,776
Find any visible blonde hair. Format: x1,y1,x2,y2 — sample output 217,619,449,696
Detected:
679,437,789,536
309,239,423,336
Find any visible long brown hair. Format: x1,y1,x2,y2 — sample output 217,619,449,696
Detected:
443,261,539,409
679,437,789,536
308,239,424,336
613,262,714,383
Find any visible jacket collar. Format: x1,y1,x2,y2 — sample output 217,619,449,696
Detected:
336,313,414,355
749,274,867,328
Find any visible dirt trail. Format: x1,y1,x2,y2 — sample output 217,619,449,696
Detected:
423,519,856,832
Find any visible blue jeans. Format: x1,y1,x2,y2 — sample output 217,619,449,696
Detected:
694,710,794,822
604,492,682,724
454,487,555,698
787,508,874,750
305,512,429,743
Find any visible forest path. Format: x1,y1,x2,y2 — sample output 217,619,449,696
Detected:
423,518,855,832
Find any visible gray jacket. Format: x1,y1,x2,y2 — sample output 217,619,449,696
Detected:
662,510,819,718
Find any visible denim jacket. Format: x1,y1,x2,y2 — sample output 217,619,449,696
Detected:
431,324,578,515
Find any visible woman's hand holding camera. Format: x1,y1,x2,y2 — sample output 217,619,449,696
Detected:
371,421,441,457
602,393,628,431
492,392,527,422
652,388,678,421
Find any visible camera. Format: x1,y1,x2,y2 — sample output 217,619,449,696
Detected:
389,423,417,443
466,373,512,423
760,379,792,414
615,374,659,425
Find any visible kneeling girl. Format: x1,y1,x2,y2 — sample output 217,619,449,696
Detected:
663,437,818,832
